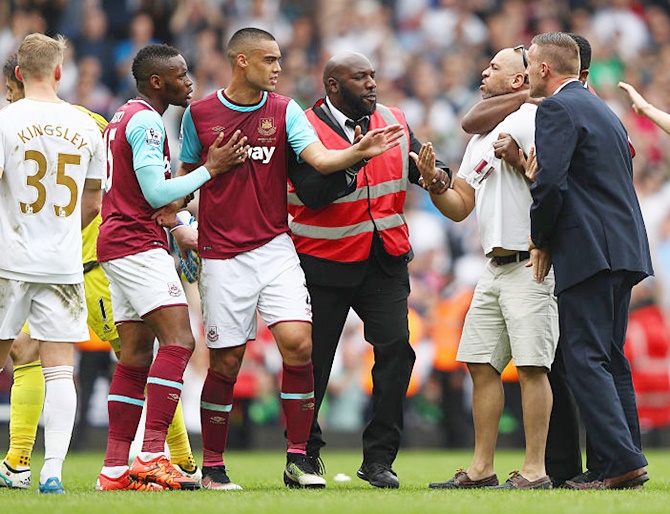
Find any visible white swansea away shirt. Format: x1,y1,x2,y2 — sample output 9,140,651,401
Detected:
0,99,105,283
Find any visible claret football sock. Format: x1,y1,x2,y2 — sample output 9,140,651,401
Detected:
281,362,315,454
104,363,149,467
142,345,192,454
200,368,235,466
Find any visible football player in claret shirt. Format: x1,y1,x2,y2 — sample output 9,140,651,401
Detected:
95,43,246,491
171,27,403,490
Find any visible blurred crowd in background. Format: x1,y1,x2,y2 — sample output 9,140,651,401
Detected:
1,0,670,451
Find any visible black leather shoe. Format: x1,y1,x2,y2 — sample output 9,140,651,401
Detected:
357,463,399,489
559,469,601,488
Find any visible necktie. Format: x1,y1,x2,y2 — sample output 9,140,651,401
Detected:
345,117,369,135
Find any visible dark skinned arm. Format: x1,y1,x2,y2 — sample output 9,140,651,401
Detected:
461,90,529,134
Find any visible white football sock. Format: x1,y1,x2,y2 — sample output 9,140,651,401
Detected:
40,366,76,484
100,465,129,479
139,451,165,463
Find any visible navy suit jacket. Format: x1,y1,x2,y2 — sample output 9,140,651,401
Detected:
530,81,653,295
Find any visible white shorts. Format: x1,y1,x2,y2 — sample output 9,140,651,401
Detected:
457,259,559,373
200,233,312,349
101,248,187,323
0,277,88,342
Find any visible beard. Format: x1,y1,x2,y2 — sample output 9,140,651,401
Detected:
340,85,376,118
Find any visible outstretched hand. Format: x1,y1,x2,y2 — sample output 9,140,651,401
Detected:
205,129,251,177
356,124,404,159
618,82,650,115
410,142,450,194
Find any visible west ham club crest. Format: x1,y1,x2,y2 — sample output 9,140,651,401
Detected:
258,117,276,136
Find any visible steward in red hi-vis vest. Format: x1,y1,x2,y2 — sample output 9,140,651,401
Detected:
289,101,413,265
286,50,451,482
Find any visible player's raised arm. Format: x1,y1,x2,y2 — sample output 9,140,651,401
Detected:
619,81,670,135
299,124,403,175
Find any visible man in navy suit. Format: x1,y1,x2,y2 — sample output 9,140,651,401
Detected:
526,32,653,490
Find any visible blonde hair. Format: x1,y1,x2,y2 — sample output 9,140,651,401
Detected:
17,33,66,80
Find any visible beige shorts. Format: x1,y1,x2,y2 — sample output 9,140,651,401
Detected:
200,233,312,349
457,259,559,373
0,277,88,342
101,248,187,323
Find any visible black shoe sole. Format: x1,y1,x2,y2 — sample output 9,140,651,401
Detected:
167,482,201,490
428,481,458,489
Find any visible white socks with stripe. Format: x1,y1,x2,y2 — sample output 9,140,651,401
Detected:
40,366,76,484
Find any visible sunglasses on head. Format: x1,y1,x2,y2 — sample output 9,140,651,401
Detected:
514,44,528,68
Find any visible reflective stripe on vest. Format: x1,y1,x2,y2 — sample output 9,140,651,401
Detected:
291,211,408,240
289,104,411,261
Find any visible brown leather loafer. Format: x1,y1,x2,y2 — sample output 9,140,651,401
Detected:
493,471,553,490
565,467,648,490
429,469,498,489
603,467,649,490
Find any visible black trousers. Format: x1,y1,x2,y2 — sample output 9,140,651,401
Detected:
305,259,415,466
556,270,646,478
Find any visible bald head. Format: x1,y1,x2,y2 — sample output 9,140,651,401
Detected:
323,52,377,120
479,47,528,99
496,47,527,75
323,52,372,88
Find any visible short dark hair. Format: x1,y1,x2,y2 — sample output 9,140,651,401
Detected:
131,44,181,85
3,53,20,84
226,27,275,62
568,33,591,71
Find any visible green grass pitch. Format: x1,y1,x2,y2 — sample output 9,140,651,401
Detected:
2,449,670,513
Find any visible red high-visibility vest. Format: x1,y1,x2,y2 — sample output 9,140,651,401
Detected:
288,104,412,262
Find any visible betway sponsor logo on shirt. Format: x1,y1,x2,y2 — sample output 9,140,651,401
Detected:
247,146,275,164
